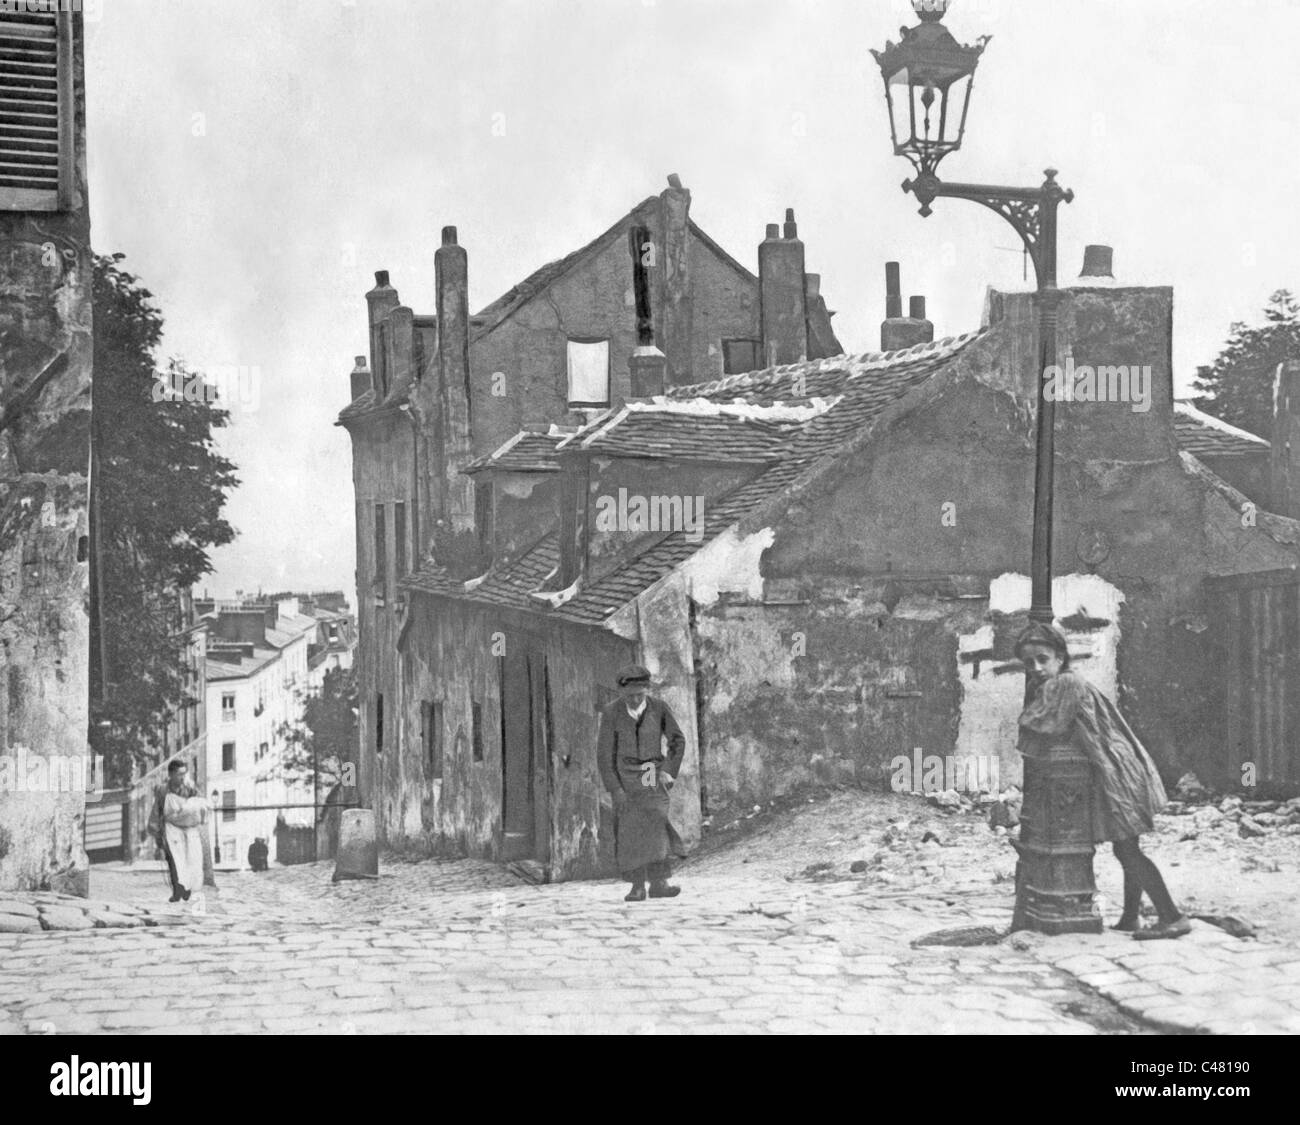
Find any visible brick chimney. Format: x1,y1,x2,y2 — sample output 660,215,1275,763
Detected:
629,345,667,399
349,355,370,401
881,263,934,351
434,225,478,575
365,270,399,397
658,174,693,386
760,209,809,366
1272,360,1300,519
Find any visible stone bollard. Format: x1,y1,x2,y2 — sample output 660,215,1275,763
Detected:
332,809,379,882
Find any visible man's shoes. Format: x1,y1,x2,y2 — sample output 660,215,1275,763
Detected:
168,892,181,903
625,884,646,902
1132,915,1191,941
648,881,681,898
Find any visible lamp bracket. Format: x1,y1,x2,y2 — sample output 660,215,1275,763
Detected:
902,169,1073,289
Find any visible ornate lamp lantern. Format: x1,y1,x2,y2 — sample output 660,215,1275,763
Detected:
872,1,989,207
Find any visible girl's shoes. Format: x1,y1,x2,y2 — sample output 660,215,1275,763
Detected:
1132,915,1191,941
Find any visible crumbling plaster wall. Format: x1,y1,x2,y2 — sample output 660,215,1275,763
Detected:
0,17,92,894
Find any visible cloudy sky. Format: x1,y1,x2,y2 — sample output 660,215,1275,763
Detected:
84,0,1300,599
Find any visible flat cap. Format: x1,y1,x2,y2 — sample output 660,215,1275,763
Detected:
615,664,653,687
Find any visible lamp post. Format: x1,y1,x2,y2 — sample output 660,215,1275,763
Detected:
872,0,1101,934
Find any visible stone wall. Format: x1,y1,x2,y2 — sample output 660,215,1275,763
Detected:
396,596,634,880
0,15,92,894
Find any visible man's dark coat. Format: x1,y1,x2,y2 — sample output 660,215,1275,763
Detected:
596,696,687,875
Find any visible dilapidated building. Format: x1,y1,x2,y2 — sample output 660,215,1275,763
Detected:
338,177,843,857
341,161,1300,879
0,7,92,894
386,246,1300,880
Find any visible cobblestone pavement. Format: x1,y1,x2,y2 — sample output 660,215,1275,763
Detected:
0,852,1294,1035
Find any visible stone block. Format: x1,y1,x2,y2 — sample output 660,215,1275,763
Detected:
333,809,379,882
37,906,94,931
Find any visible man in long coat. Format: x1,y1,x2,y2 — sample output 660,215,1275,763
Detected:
597,664,687,902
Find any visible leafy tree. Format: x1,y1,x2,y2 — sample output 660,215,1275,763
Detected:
90,253,240,787
276,665,358,799
1193,289,1300,438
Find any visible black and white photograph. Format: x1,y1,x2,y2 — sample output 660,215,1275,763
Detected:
0,0,1296,1082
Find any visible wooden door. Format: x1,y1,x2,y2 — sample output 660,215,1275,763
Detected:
500,647,534,860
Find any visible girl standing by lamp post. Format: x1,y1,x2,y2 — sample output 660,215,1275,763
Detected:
1016,623,1190,940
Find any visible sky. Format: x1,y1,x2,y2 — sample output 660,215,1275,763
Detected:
84,0,1300,599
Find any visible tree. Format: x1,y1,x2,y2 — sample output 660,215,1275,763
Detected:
1193,289,1300,438
90,254,240,787
277,665,359,799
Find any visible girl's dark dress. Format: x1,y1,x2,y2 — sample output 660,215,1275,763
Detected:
1018,671,1167,843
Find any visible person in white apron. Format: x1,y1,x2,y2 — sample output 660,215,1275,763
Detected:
163,783,209,903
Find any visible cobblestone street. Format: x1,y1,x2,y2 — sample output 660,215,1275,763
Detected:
4,793,1300,1036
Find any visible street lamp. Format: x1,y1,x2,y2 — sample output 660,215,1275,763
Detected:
872,0,1100,935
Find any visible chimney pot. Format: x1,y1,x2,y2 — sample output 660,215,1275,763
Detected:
765,223,780,240
885,262,903,320
1080,244,1115,279
374,270,390,287
666,173,683,189
910,295,927,320
441,226,458,246
783,208,798,239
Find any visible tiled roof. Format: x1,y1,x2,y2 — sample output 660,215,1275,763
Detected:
337,386,409,423
563,408,800,463
1174,401,1270,458
465,430,571,474
401,535,562,611
401,332,983,625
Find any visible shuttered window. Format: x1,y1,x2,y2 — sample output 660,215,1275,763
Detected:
0,7,72,211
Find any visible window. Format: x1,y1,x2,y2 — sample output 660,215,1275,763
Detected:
422,700,442,778
373,503,387,606
723,339,761,376
376,692,384,754
221,742,236,772
471,701,484,762
221,790,236,822
394,501,407,578
0,8,73,212
258,741,268,763
566,338,610,406
221,693,236,722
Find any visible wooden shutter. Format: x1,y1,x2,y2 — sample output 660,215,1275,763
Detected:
0,6,72,211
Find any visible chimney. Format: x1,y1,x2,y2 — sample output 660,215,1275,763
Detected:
881,264,934,351
365,270,399,396
1079,244,1115,281
349,355,370,401
434,225,478,575
759,208,809,367
1272,360,1300,519
657,175,693,386
629,345,667,399
885,261,903,319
